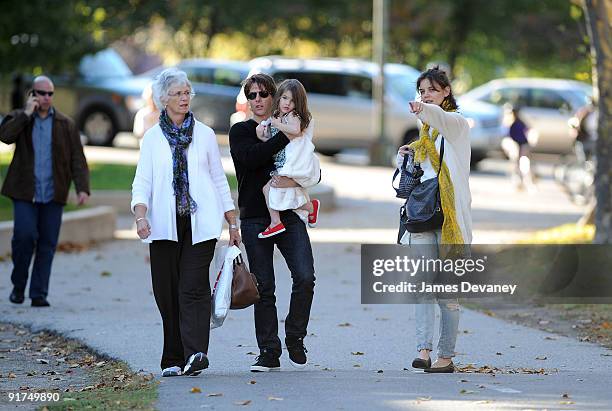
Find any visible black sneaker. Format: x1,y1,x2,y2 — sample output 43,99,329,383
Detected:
183,352,209,376
285,337,307,369
250,350,280,372
31,297,50,307
9,288,24,304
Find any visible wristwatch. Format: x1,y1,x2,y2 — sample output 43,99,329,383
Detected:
229,224,238,230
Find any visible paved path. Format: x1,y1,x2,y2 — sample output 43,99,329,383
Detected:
2,150,610,410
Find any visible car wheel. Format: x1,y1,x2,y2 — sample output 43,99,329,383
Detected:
316,149,340,157
470,152,486,168
82,109,116,146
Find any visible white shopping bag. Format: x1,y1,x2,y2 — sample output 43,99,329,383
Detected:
210,245,241,329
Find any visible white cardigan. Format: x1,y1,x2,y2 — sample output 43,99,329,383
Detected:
131,120,235,244
399,104,473,244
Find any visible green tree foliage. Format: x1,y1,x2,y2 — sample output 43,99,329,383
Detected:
0,0,592,87
0,1,108,75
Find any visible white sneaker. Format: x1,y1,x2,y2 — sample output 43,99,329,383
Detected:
161,366,182,377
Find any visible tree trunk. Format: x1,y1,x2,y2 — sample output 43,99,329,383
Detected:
583,0,612,244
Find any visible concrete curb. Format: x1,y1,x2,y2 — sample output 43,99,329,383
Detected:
0,206,116,257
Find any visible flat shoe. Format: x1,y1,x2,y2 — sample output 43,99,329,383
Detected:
424,362,455,373
411,357,431,369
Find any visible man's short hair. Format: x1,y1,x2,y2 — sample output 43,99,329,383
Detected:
242,73,277,96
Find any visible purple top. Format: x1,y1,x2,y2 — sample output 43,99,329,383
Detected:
509,119,529,145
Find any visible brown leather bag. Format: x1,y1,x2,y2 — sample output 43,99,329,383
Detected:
230,254,260,309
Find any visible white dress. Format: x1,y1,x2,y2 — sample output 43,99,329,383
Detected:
268,116,320,220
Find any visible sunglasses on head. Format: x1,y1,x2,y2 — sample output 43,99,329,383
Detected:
246,91,270,100
33,90,54,97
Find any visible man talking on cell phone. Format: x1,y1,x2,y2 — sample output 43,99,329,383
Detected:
0,75,90,307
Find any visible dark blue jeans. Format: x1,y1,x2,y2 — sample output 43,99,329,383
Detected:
10,200,63,299
241,211,316,358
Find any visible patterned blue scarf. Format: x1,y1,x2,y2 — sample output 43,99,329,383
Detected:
159,109,197,216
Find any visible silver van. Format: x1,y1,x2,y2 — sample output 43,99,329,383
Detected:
232,56,505,164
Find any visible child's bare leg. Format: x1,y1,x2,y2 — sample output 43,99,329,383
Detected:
263,181,282,226
297,201,313,213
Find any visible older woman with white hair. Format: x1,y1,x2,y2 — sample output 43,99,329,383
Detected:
131,68,240,377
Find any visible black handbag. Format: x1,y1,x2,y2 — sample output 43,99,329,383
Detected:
392,149,423,199
400,138,445,237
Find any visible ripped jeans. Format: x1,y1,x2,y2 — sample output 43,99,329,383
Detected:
400,229,460,358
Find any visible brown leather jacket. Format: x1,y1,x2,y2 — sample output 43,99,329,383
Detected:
0,109,90,205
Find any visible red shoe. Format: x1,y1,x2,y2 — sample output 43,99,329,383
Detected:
308,199,320,228
258,223,286,239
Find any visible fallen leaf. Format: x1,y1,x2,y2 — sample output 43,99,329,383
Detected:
338,322,352,327
268,396,283,401
247,380,256,385
562,393,570,398
460,389,475,394
495,352,503,356
351,351,364,356
535,356,547,360
234,400,251,406
544,336,557,340
206,393,223,397
353,364,361,368
190,387,201,393
101,271,112,277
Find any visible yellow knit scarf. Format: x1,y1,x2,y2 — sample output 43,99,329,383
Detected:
408,104,464,245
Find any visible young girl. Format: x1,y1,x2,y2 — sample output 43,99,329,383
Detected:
508,106,535,191
255,79,321,239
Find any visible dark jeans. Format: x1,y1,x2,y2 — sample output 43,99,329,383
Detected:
149,215,216,370
241,211,316,358
10,200,63,299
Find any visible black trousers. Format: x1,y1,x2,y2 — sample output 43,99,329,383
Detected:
149,215,216,370
241,211,316,358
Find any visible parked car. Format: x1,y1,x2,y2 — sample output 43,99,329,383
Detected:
232,56,505,164
141,59,249,133
459,78,593,154
0,48,149,146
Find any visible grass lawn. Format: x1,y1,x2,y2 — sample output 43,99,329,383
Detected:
0,151,237,221
471,222,612,348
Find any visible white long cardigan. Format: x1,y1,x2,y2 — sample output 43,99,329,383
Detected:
131,120,235,244
398,103,473,244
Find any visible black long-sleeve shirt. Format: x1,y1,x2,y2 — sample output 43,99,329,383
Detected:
229,119,290,219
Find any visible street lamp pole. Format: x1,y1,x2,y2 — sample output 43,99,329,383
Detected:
370,0,392,166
